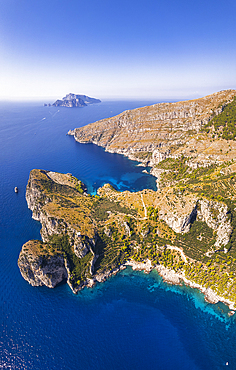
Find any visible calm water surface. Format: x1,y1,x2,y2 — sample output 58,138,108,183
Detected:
0,100,235,369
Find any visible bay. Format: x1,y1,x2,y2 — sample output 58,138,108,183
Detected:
0,100,235,370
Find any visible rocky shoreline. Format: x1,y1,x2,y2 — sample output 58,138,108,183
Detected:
155,264,236,313
74,259,236,314
18,235,236,314
18,168,236,315
68,90,236,173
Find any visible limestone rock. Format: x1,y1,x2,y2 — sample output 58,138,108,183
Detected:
25,170,52,221
104,226,112,237
73,240,90,258
197,199,232,249
25,169,97,255
18,241,67,288
158,194,231,249
69,90,236,173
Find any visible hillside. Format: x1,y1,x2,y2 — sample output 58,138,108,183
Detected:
18,166,236,311
18,90,236,312
68,89,236,176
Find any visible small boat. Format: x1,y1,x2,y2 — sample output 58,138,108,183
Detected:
14,187,18,193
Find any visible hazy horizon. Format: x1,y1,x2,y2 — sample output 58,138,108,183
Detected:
0,0,235,100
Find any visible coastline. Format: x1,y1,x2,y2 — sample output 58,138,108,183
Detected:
77,259,236,314
63,92,236,316
19,168,236,315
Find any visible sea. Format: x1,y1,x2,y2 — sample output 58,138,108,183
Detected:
0,99,235,370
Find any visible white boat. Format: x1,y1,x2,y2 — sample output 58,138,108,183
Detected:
14,187,18,193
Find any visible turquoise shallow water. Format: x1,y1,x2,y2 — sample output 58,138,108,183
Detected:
0,100,236,369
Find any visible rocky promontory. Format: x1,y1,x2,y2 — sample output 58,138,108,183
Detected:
18,240,68,288
68,89,236,172
17,89,236,312
52,93,101,108
18,165,236,310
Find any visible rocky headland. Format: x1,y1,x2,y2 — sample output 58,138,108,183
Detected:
18,89,236,313
52,93,101,108
18,159,236,312
68,89,236,177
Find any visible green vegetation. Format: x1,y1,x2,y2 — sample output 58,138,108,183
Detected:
47,234,92,286
175,221,216,260
75,180,84,194
39,178,77,197
92,197,135,221
156,156,218,188
95,230,133,272
22,164,236,303
204,97,236,140
133,151,152,161
224,200,236,255
147,206,158,221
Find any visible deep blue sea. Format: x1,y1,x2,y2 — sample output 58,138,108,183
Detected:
0,100,236,370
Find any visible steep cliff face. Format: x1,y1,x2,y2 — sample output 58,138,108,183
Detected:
68,90,236,168
160,198,231,250
25,169,96,258
20,169,108,292
18,240,67,288
197,200,232,250
25,171,52,221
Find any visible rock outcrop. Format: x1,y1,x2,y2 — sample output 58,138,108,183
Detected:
160,198,231,249
25,169,96,256
197,199,232,250
18,240,67,288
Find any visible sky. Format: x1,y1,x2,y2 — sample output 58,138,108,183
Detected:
0,0,236,101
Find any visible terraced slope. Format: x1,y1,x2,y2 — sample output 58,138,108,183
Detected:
68,90,236,170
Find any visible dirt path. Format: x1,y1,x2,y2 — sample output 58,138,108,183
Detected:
166,245,188,263
141,193,147,218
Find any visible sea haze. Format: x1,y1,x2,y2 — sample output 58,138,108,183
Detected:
0,100,235,370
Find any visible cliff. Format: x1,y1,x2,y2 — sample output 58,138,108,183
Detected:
18,240,67,288
16,90,236,310
68,89,236,170
52,93,101,108
18,166,236,309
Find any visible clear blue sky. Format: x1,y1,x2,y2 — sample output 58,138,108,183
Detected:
0,0,236,100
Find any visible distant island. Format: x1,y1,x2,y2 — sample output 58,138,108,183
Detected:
19,89,236,314
45,93,101,108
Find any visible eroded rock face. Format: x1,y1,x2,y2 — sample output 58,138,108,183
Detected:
25,170,96,259
104,226,112,237
162,208,197,234
159,197,231,249
18,241,67,288
197,199,232,249
74,240,90,258
69,90,236,168
25,171,52,221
